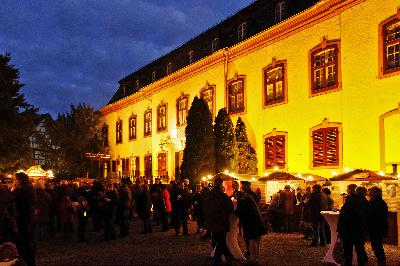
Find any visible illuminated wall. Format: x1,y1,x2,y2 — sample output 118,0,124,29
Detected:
101,0,400,180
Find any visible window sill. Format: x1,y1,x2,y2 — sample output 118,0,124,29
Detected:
309,84,341,98
379,68,400,79
263,100,287,109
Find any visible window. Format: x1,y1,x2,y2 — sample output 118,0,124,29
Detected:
136,80,140,90
227,76,245,114
116,119,122,144
144,109,152,137
275,1,287,23
311,121,341,168
152,70,156,82
238,22,247,41
102,124,109,147
381,16,400,76
310,40,340,95
144,154,152,178
212,38,219,53
200,85,215,117
263,60,287,107
158,153,167,177
188,50,194,64
157,103,167,132
167,62,172,75
128,115,137,140
177,94,189,126
264,133,286,170
133,156,140,177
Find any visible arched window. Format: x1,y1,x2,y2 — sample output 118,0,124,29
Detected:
144,109,152,137
264,130,287,170
238,22,247,41
227,75,245,114
211,37,219,53
128,114,137,140
166,62,172,75
177,94,189,126
309,39,341,95
275,1,287,23
200,84,215,117
157,103,167,132
263,59,287,107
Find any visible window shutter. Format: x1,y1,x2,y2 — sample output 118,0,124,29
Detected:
275,135,286,167
326,127,339,166
312,129,325,167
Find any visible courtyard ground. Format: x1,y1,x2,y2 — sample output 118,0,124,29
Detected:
36,219,400,265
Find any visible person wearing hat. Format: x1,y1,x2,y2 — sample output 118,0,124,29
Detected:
203,178,233,264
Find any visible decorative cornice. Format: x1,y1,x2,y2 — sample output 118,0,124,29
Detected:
101,0,366,116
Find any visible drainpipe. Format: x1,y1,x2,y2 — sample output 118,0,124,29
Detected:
223,48,230,103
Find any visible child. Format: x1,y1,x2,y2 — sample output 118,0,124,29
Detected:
76,196,89,242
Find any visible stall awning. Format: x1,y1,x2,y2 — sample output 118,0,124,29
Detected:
330,169,396,181
258,171,303,182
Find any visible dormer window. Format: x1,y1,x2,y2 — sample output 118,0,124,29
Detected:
122,86,126,96
212,38,219,53
275,1,287,23
136,80,140,90
152,70,156,82
167,62,172,75
238,22,247,41
188,50,194,64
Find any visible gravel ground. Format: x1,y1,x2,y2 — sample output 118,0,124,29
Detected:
36,220,400,265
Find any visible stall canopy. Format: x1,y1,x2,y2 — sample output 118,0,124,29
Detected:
299,173,327,182
25,165,49,178
330,169,396,181
211,172,237,181
258,171,302,181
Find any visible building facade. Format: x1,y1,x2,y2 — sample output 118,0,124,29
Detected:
100,0,400,181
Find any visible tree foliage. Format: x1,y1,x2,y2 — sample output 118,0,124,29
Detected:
46,104,104,179
214,108,236,172
235,117,258,175
0,54,38,172
180,97,215,184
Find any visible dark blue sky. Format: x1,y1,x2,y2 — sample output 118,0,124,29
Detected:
0,0,253,117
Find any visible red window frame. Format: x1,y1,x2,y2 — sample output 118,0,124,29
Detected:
157,153,167,177
116,120,123,144
157,104,167,132
144,109,152,137
312,127,339,167
383,18,400,74
128,115,137,141
264,135,286,169
176,95,189,126
200,85,215,117
227,77,245,114
263,62,286,106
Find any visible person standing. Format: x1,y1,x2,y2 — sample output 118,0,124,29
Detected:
236,181,267,264
308,184,328,247
173,181,190,236
103,183,118,241
368,186,388,266
137,183,152,234
203,178,233,265
279,185,295,233
34,180,51,241
76,196,88,242
338,184,368,266
13,172,37,266
116,178,132,237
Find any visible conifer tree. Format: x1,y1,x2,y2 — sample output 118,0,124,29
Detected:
180,97,215,184
214,108,236,172
235,117,258,174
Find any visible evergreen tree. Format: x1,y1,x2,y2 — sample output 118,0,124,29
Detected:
0,54,38,172
180,97,215,184
214,108,236,172
235,117,258,174
46,104,103,179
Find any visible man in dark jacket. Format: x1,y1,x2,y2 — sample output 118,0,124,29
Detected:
308,184,328,247
203,178,233,265
338,184,368,266
116,178,132,237
13,172,37,266
172,181,190,236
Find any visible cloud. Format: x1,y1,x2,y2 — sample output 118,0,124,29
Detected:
0,0,253,117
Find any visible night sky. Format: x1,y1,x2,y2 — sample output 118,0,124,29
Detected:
0,0,254,117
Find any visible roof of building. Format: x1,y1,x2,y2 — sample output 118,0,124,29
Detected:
107,0,319,106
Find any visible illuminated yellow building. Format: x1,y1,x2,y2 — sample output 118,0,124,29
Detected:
100,0,400,181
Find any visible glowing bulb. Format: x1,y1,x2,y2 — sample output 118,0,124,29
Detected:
264,173,269,177
7,174,11,178
297,173,303,178
308,176,312,181
397,174,400,179
332,171,337,176
251,177,256,181
273,166,279,172
201,177,207,182
224,170,228,174
379,171,385,176
207,175,212,179
344,168,350,173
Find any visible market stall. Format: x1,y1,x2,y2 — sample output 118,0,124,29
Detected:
210,172,237,196
25,165,54,182
258,172,304,203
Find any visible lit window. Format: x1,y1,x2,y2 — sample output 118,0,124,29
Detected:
264,134,286,170
152,70,156,82
310,41,340,94
212,38,219,53
144,109,152,137
384,19,400,73
116,119,123,144
128,115,137,141
144,154,152,178
275,1,287,23
102,125,109,147
167,62,172,75
188,50,194,64
238,22,247,41
200,85,215,116
312,125,340,167
158,153,167,177
227,76,245,114
157,103,167,132
177,95,189,126
264,61,287,106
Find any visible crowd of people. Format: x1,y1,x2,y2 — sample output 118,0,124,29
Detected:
0,172,391,266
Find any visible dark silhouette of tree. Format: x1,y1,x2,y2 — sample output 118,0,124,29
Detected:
235,117,258,174
0,53,38,172
214,108,236,173
180,97,215,184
